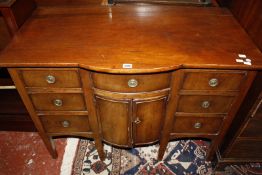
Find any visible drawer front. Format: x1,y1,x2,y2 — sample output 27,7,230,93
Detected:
240,118,262,137
172,117,223,134
21,69,81,88
177,95,235,113
30,93,86,111
91,72,171,92
40,115,91,133
182,70,246,91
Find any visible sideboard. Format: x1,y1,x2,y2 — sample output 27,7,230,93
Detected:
0,4,262,161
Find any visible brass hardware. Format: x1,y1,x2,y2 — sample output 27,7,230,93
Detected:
209,78,218,87
53,99,63,107
61,120,70,128
128,79,138,88
134,117,141,124
194,122,202,129
46,75,56,84
201,101,210,108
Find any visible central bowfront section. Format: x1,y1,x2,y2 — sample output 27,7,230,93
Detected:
8,67,255,160
92,72,171,147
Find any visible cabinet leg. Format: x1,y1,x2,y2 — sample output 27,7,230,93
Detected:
206,141,216,161
95,139,105,161
40,135,58,159
158,138,169,160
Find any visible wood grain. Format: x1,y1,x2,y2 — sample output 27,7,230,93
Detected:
0,5,261,72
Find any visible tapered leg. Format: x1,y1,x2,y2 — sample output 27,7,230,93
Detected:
95,139,105,161
158,138,169,160
45,136,58,159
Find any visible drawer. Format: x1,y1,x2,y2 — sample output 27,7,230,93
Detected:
240,118,262,137
177,95,235,113
91,72,171,92
30,93,86,111
181,70,246,91
21,68,81,88
40,115,91,133
172,117,223,134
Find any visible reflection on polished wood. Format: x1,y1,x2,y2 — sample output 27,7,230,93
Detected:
0,5,261,71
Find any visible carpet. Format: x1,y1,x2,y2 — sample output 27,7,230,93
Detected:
223,164,262,175
71,140,213,175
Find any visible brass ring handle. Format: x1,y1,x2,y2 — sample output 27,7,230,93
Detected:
53,99,63,107
46,75,56,84
61,120,70,128
209,78,218,87
134,117,141,124
201,101,210,109
194,122,202,129
128,79,138,88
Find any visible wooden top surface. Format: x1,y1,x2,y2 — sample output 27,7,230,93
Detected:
0,4,262,73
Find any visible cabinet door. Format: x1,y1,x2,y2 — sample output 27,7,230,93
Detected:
95,96,132,147
133,96,167,145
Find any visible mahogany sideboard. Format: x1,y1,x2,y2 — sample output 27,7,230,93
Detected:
0,4,262,161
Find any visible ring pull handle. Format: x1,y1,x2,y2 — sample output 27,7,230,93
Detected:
46,75,56,84
201,101,210,109
128,79,138,88
209,78,218,87
194,122,202,129
53,99,63,107
61,120,70,128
